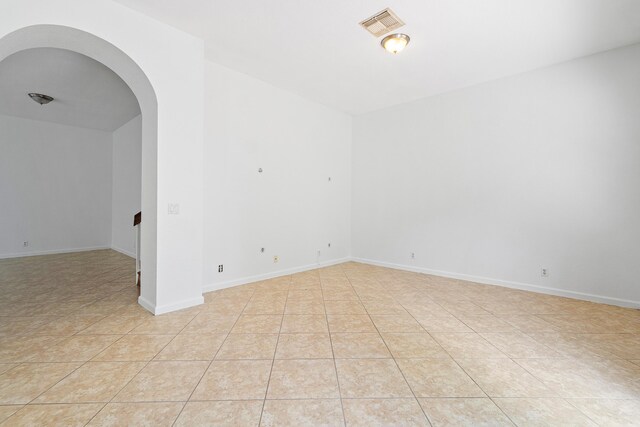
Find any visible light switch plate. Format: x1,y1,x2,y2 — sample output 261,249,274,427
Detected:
168,203,180,215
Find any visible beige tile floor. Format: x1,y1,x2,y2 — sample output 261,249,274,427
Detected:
1,250,639,426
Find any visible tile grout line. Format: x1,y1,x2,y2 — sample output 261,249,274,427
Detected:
2,259,137,424
396,295,518,426
3,255,639,425
256,276,289,427
83,306,206,426
563,397,610,426
428,305,521,425
343,267,434,427
320,267,348,427
506,357,604,426
9,293,143,401
170,287,255,426
410,286,527,426
23,288,148,410
464,304,598,424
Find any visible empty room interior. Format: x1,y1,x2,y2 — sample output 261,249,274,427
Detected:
0,0,639,425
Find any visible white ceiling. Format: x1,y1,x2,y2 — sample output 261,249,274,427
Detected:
113,0,640,115
0,48,140,131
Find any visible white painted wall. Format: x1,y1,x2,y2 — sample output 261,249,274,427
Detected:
1,112,142,260
0,114,112,258
352,43,640,306
3,1,637,313
203,61,352,290
111,115,141,257
1,0,205,314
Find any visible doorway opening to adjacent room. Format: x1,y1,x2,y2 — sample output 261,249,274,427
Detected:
0,24,158,312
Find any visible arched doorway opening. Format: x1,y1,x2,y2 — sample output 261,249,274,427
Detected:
0,24,159,311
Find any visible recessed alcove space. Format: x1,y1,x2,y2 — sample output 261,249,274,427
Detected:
0,47,143,261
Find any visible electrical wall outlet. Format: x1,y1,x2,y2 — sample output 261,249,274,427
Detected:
411,252,415,259
23,241,29,247
541,268,548,277
317,250,321,257
273,255,279,263
328,243,331,248
218,264,223,273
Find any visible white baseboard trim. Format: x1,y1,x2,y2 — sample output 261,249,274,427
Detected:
0,245,111,260
203,257,351,294
137,296,156,314
110,246,136,259
352,257,640,309
138,295,204,315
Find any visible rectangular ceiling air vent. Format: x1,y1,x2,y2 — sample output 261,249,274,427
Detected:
359,8,405,37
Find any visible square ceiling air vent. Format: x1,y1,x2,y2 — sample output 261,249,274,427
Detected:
359,8,405,37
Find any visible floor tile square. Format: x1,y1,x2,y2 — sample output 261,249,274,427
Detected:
322,291,360,301
567,398,640,426
30,335,121,362
284,300,326,315
88,402,184,426
480,332,561,358
331,333,391,358
231,315,282,333
0,364,17,375
514,358,640,398
415,315,474,333
128,314,195,334
261,399,344,426
327,315,376,333
174,401,263,426
0,336,64,363
191,360,271,400
114,361,208,402
0,362,80,404
181,313,238,334
382,333,450,358
93,334,173,361
362,300,407,314
457,315,518,333
324,300,366,315
431,333,507,359
494,398,596,426
288,290,323,300
78,315,146,335
397,358,485,397
243,299,286,314
267,359,339,399
155,334,227,360
4,403,103,426
275,333,333,359
202,302,247,317
498,315,559,333
419,398,514,426
456,358,555,397
34,315,106,336
280,315,328,333
35,361,145,403
370,314,424,332
216,334,278,359
0,405,22,423
342,398,429,426
335,359,413,398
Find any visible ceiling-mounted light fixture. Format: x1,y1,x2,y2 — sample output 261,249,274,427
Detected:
381,33,410,54
28,93,54,105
